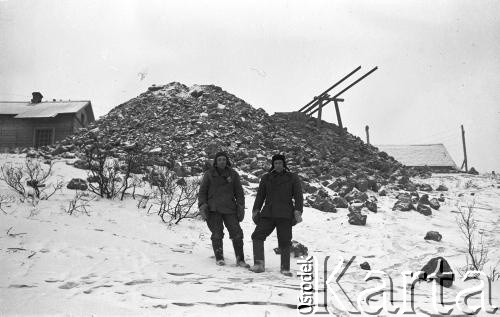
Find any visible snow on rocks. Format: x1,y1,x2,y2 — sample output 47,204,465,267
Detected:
32,82,418,195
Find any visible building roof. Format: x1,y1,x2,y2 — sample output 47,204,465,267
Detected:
376,143,457,168
0,101,91,118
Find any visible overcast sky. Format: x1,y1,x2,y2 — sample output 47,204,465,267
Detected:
1,0,499,172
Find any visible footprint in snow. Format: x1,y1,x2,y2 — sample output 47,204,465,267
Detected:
167,272,193,276
59,281,79,289
9,284,36,288
124,279,153,286
83,284,113,294
45,278,64,283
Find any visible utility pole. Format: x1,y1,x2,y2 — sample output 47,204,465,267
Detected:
461,124,468,172
365,125,370,145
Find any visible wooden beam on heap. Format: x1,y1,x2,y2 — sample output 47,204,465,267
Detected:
299,66,361,114
308,66,378,117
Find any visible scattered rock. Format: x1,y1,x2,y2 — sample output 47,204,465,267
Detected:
345,188,368,203
26,150,38,158
348,210,367,226
360,262,371,270
393,200,413,211
331,196,349,208
355,179,369,192
416,203,432,216
307,196,337,213
365,200,378,213
419,257,454,288
424,231,442,241
291,240,308,258
429,198,440,210
274,240,308,258
418,194,430,205
436,185,448,191
419,184,433,192
67,178,88,191
468,167,479,175
73,159,90,170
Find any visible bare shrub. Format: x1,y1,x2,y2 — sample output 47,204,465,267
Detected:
0,158,63,203
143,166,200,224
456,201,498,280
128,174,145,200
66,190,95,216
82,140,146,200
0,195,16,214
0,162,26,199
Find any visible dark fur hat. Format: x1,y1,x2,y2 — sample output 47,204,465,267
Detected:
269,154,289,172
213,151,231,168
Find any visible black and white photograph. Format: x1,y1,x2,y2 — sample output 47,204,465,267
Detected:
0,0,499,316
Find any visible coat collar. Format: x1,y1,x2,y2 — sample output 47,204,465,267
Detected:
210,167,232,177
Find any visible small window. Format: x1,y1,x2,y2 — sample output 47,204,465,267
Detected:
34,128,53,147
81,113,85,124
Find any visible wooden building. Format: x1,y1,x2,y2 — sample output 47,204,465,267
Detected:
0,92,95,149
376,143,458,172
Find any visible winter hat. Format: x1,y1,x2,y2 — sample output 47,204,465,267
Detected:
270,154,289,172
213,151,231,167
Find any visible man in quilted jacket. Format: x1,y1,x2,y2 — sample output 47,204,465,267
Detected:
198,151,249,268
249,154,303,276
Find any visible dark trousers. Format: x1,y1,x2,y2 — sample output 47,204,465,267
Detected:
251,217,292,249
207,211,243,241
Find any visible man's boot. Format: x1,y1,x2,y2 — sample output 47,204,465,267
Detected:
249,239,265,273
233,239,250,268
280,246,293,277
212,239,225,266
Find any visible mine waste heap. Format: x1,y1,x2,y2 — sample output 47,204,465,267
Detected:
46,82,418,194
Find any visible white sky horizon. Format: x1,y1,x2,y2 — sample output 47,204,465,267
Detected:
1,0,499,173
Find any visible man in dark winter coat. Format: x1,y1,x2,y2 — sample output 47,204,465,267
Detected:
198,151,249,267
250,154,303,276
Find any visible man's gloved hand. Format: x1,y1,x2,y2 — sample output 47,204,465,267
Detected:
252,209,260,225
199,204,208,221
294,210,303,224
237,204,245,222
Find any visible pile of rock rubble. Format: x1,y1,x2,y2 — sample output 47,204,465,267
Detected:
32,82,448,220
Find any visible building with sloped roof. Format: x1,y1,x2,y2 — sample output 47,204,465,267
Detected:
376,143,458,172
0,92,95,148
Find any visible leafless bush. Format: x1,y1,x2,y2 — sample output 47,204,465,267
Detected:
456,201,494,277
463,179,475,189
0,158,63,203
0,195,15,214
83,140,146,200
66,190,95,216
128,174,145,200
0,162,26,199
143,166,200,224
488,264,500,282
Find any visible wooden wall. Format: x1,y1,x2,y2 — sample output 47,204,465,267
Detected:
0,114,76,148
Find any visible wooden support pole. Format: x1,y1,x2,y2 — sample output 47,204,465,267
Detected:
461,124,468,172
317,99,323,129
365,125,370,145
334,99,343,131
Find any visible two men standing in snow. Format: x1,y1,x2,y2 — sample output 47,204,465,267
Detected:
198,152,303,276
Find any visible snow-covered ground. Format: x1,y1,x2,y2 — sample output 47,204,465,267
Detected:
1,154,499,316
